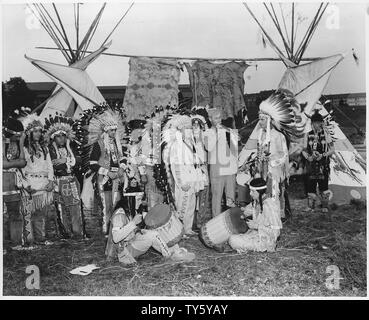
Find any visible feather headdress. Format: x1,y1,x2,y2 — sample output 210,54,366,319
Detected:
161,114,192,151
191,105,210,128
309,107,337,144
20,112,44,136
44,113,76,144
259,90,305,140
74,103,127,174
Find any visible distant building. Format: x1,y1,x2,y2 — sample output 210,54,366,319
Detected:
26,82,365,126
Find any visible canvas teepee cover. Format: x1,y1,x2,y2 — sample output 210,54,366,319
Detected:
39,43,111,119
26,55,106,119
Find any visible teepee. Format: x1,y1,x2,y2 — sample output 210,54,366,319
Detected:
26,3,133,119
238,3,366,204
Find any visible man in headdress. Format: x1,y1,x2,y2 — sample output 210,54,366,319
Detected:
301,109,335,212
191,107,211,229
89,113,127,235
253,90,304,219
105,200,195,265
163,114,200,236
3,113,26,246
139,106,169,209
45,114,84,239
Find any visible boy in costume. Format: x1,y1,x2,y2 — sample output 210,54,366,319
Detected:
45,114,84,238
301,109,335,212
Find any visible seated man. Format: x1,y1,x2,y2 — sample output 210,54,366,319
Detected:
229,178,282,253
105,200,195,265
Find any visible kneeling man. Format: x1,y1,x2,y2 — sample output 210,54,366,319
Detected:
105,200,195,265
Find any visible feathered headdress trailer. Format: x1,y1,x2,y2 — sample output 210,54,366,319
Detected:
74,103,127,175
258,89,305,145
153,111,192,207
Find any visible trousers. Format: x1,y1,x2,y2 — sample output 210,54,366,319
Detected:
195,186,211,229
31,206,48,242
3,200,23,245
118,230,171,264
56,203,83,238
210,174,236,217
55,176,84,238
174,185,196,234
99,190,121,235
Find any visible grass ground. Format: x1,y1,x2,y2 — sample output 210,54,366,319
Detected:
2,179,366,297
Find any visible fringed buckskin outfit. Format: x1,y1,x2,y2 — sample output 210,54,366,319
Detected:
45,114,84,238
256,90,305,218
20,114,54,243
229,179,282,252
75,103,128,235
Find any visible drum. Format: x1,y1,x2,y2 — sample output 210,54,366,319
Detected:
144,204,184,247
199,207,248,248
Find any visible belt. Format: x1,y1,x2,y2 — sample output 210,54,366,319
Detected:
3,190,20,195
3,169,16,173
25,173,49,179
57,175,74,180
110,167,119,172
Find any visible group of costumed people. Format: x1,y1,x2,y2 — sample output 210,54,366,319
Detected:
3,89,336,265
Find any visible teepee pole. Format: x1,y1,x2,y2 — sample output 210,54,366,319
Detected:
77,3,106,59
52,4,77,62
264,3,292,58
293,4,321,62
101,2,135,46
30,4,71,62
74,4,80,56
291,3,295,56
36,46,324,62
279,3,291,50
40,4,69,46
243,3,289,64
82,14,103,58
294,3,325,63
297,3,328,64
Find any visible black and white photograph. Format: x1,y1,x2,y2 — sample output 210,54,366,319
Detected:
1,1,367,299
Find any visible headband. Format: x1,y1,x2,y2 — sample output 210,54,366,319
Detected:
104,125,118,132
3,128,23,135
249,185,267,191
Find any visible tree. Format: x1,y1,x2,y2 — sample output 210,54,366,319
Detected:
2,77,35,118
